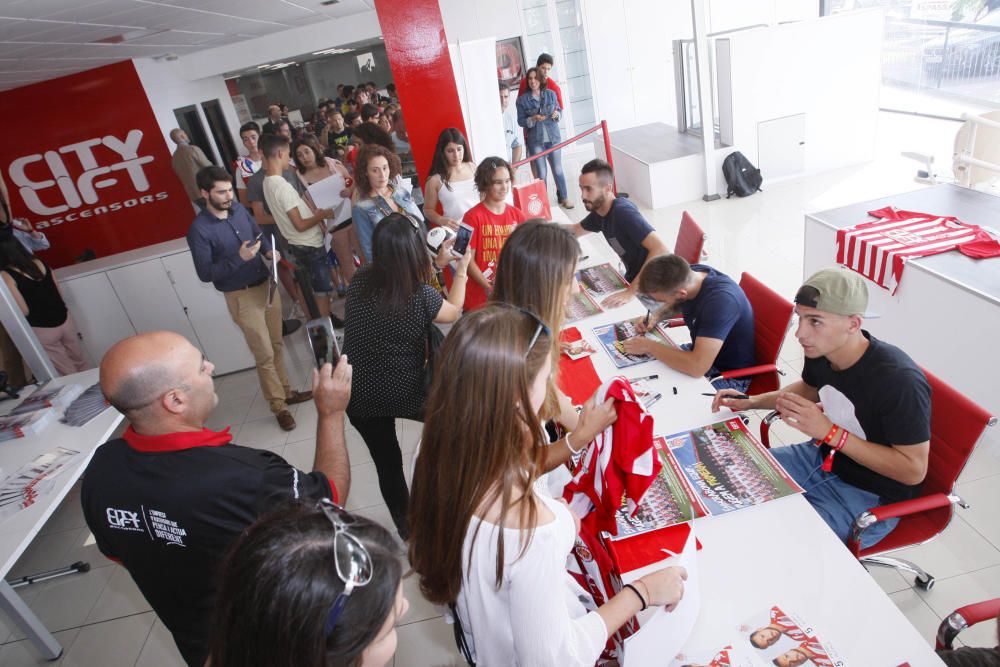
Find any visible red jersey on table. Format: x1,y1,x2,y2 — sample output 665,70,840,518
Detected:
462,202,525,310
836,206,1000,294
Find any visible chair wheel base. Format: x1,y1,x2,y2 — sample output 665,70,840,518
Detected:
915,575,935,591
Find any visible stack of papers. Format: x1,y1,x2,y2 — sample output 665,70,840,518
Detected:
0,409,56,442
61,383,112,427
0,447,81,521
11,384,83,415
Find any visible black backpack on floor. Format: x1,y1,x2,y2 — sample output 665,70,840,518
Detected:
722,151,763,198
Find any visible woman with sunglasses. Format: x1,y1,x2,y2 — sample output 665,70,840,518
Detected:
409,306,687,665
343,212,471,539
460,157,525,311
490,221,615,489
209,500,407,667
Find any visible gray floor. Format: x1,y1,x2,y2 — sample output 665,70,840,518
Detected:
608,122,726,163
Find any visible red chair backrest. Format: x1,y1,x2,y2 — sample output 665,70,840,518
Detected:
739,272,793,394
922,367,994,496
676,211,706,265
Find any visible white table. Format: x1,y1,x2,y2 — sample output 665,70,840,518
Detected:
0,369,124,659
571,235,944,666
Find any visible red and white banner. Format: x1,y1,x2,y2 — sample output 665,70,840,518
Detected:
0,61,192,268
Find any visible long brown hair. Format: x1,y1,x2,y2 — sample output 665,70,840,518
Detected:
409,306,552,605
353,144,401,198
491,220,579,418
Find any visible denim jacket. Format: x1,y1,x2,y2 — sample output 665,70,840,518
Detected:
516,89,562,147
352,186,424,261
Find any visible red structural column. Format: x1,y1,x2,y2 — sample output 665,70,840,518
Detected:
373,0,467,186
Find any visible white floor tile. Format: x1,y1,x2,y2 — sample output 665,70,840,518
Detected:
344,461,388,512
85,564,152,624
236,414,293,449
0,584,41,645
7,530,78,581
865,563,912,595
393,616,466,667
283,437,318,471
0,628,78,666
134,617,186,667
955,476,1000,548
398,573,444,627
889,588,941,647
916,564,1000,621
38,484,86,537
889,515,1000,583
10,565,114,641
346,423,375,466
958,440,1000,485
60,611,155,667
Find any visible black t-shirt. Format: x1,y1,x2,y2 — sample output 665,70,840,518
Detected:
802,331,931,502
328,129,352,150
80,439,332,667
579,197,655,282
680,264,755,373
343,265,443,419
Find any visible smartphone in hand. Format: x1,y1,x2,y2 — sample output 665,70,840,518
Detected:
452,222,474,256
305,318,340,369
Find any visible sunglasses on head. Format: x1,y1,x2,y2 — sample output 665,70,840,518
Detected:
319,499,374,637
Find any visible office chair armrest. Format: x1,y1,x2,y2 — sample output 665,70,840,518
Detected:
937,598,1000,650
759,410,781,448
709,363,782,382
848,493,968,556
663,318,685,328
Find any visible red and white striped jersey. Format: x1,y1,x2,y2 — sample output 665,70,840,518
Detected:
836,207,1000,294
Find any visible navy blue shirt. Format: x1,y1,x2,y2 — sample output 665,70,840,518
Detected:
580,197,655,282
680,264,755,373
187,202,273,292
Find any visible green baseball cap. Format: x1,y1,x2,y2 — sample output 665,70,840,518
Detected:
795,268,869,316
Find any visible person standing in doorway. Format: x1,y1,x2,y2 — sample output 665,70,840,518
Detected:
170,129,213,211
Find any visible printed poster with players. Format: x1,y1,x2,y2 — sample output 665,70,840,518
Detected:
593,316,678,368
666,418,803,516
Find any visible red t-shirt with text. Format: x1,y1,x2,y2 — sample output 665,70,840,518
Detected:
462,202,525,310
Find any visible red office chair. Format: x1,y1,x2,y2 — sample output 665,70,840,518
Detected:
675,211,706,265
666,273,792,393
760,367,996,590
936,597,1000,651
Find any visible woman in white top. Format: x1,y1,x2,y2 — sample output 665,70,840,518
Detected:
423,128,479,230
409,306,687,666
294,137,360,291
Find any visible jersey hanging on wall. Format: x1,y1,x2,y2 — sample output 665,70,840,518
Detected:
836,206,1000,294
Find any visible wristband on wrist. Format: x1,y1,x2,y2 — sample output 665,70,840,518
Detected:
565,431,584,455
821,424,839,445
833,427,849,452
623,583,647,611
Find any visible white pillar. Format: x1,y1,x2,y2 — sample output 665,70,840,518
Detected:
690,0,720,201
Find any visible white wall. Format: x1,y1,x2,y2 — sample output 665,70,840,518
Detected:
449,38,509,163
132,57,242,164
439,0,522,42
708,0,819,33
725,10,883,176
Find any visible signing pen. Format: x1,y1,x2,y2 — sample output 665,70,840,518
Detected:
630,374,659,382
701,392,750,400
644,309,650,327
643,393,663,408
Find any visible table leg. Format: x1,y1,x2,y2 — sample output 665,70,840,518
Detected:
0,580,62,659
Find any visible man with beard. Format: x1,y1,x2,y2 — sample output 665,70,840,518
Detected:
564,159,668,307
186,166,313,431
623,253,755,392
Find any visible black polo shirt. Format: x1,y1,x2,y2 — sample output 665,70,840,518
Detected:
80,427,334,667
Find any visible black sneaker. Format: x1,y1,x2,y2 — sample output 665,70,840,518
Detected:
281,319,302,336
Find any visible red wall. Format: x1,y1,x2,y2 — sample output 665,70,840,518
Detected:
374,0,468,184
0,61,193,268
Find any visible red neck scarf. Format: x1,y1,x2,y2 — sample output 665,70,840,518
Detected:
123,425,233,453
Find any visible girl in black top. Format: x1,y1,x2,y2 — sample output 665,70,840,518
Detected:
0,231,88,375
342,213,470,538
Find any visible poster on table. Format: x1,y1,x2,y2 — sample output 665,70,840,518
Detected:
577,262,629,298
566,289,602,323
664,418,803,516
593,316,677,369
0,61,193,268
736,606,844,667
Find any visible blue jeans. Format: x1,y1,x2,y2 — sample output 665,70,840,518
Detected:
771,443,899,549
679,343,751,393
528,142,568,202
287,244,333,294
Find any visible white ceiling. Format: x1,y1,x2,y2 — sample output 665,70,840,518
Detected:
0,0,376,91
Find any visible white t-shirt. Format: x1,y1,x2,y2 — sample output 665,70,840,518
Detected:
234,156,261,190
456,490,607,665
263,175,323,248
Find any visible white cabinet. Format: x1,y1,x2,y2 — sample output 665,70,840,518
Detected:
58,272,135,366
106,260,202,344
56,241,257,376
757,113,806,180
160,253,255,374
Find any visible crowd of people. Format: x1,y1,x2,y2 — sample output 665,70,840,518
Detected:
66,55,967,667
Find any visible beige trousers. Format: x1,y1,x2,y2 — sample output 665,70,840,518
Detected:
33,314,90,376
223,282,290,413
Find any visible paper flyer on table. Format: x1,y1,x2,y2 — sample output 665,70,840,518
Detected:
665,418,803,516
0,447,82,521
736,606,845,666
593,317,677,369
622,527,701,666
669,644,754,667
306,173,352,225
577,262,629,297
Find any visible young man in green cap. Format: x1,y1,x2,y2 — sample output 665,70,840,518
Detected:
711,267,931,548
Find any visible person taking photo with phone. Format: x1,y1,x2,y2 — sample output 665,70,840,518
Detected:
342,213,471,539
